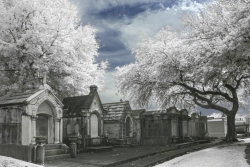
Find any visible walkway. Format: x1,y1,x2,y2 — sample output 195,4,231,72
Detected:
245,144,250,165
44,140,221,167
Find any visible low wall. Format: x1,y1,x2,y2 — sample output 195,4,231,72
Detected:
0,144,34,162
208,119,227,138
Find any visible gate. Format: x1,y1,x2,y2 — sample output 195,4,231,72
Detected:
0,108,22,144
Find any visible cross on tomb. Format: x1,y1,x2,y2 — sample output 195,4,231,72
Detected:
43,72,47,85
38,71,49,90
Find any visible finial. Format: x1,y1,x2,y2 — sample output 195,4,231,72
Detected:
43,72,47,85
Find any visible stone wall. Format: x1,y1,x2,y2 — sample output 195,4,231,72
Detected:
0,144,34,162
207,118,227,137
104,122,120,138
188,113,208,138
141,113,173,145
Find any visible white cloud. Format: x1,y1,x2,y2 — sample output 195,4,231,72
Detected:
99,0,206,50
120,0,205,49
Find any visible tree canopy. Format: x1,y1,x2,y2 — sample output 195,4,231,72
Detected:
0,0,108,98
115,0,250,141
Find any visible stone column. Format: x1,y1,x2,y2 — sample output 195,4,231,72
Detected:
59,118,63,143
31,115,37,144
100,114,103,135
86,113,90,136
54,118,60,144
86,113,90,148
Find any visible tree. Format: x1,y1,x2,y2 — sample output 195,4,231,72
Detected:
0,0,108,99
115,0,250,141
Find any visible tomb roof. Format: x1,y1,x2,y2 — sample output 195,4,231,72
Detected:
0,89,59,107
103,101,131,112
63,85,103,117
103,101,132,121
63,95,94,117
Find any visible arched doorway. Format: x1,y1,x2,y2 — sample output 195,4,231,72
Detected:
36,114,49,143
90,114,98,137
126,116,133,137
36,101,55,144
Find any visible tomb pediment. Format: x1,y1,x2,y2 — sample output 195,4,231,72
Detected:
63,85,104,117
166,106,179,115
180,109,188,115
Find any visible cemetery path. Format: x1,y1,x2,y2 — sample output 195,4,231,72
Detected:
2,138,249,167
44,140,221,167
156,140,250,167
245,143,250,166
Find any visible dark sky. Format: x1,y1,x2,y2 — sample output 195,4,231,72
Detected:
68,0,249,117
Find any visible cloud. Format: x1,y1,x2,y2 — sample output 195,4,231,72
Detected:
70,0,168,14
88,0,207,51
67,0,211,105
118,0,206,49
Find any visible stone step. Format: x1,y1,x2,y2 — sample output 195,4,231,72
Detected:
44,144,61,150
45,154,70,161
45,149,69,156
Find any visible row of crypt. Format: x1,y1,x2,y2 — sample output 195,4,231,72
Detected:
0,84,208,149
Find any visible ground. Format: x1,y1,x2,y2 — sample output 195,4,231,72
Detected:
156,142,249,167
0,155,41,167
1,139,250,167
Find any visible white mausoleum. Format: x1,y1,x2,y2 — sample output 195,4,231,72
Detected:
0,85,63,145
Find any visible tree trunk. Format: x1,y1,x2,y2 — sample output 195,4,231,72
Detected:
225,112,238,142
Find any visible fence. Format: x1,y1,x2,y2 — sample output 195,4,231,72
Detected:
0,108,22,144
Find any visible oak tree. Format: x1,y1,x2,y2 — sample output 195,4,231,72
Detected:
0,0,108,98
115,0,250,141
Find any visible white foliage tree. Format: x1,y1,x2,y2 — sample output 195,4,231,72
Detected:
0,0,108,98
115,0,250,141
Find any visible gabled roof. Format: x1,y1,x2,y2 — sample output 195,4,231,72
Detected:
62,85,103,117
102,101,131,112
63,95,94,117
103,110,124,122
0,88,63,107
103,101,132,122
0,90,41,106
131,109,145,116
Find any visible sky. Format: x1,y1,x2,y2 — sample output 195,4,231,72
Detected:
68,0,250,117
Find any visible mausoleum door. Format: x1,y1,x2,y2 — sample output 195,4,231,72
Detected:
126,117,132,137
36,114,49,143
90,114,98,137
171,120,178,137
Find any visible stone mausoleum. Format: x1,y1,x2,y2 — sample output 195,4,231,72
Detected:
140,107,207,145
0,83,67,162
102,100,137,145
0,81,209,161
62,85,105,149
0,85,63,145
